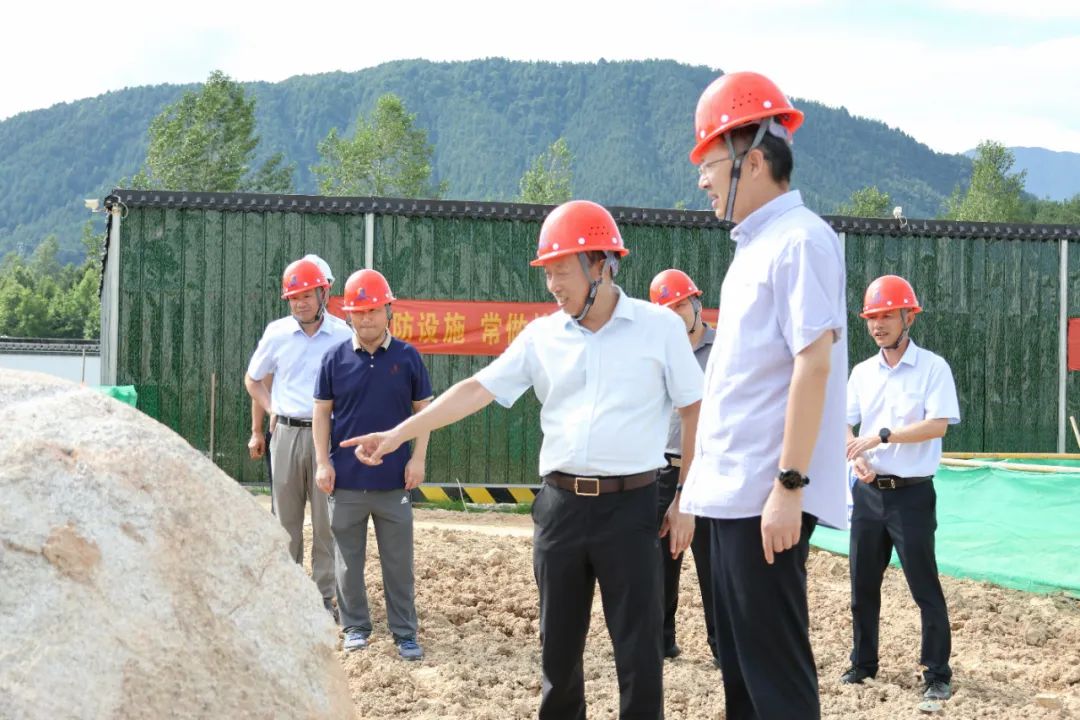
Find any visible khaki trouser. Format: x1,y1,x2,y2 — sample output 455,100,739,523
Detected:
270,424,335,600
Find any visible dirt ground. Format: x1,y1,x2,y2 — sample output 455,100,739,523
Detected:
289,505,1080,719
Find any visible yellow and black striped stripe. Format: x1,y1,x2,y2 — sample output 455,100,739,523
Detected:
411,483,540,505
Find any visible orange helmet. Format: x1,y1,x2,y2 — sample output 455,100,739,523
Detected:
531,200,630,267
341,269,395,312
690,72,804,164
281,258,330,299
649,269,702,307
860,275,922,318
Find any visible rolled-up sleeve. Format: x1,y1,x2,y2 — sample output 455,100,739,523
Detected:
925,358,961,424
474,325,535,408
246,331,277,381
773,230,845,356
846,369,862,426
662,313,705,409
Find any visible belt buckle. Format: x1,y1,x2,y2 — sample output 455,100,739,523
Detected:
573,477,600,497
877,477,896,490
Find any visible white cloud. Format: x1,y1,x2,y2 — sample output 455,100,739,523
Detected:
3,0,1078,154
936,0,1080,19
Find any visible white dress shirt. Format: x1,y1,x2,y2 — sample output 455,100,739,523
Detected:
681,190,849,530
474,289,704,477
246,314,352,419
847,339,960,477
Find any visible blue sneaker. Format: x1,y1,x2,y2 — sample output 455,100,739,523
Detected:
343,629,370,652
396,638,424,661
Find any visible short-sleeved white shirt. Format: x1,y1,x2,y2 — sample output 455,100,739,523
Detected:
246,314,352,419
474,289,704,477
680,191,849,530
847,339,960,477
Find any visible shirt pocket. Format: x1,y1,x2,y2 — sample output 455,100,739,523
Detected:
894,391,925,426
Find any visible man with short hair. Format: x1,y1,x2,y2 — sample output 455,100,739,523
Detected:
843,274,960,702
648,268,719,667
342,200,704,719
245,257,351,616
680,71,849,720
313,268,433,662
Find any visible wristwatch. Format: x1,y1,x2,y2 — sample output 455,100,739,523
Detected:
878,427,892,444
777,468,810,490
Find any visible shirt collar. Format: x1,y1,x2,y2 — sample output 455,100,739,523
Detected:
291,315,337,336
352,331,393,353
730,190,804,245
559,285,633,329
877,338,920,369
694,324,716,351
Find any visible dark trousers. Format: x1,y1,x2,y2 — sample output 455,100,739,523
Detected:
849,480,951,683
533,478,663,720
709,512,820,720
656,464,718,660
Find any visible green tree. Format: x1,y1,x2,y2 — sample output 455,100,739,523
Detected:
517,137,574,204
135,70,293,193
30,235,62,279
246,151,295,193
0,225,102,339
313,93,446,198
835,185,892,217
945,141,1029,222
1033,194,1080,225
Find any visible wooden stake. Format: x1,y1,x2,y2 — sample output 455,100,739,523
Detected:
944,452,1080,460
209,371,217,462
941,458,1079,474
1070,415,1080,452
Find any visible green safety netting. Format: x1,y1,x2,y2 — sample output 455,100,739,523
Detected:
812,461,1080,595
94,385,138,407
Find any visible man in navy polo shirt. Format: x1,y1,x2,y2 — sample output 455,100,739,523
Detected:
313,268,433,661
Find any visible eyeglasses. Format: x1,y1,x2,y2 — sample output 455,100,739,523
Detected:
697,155,734,178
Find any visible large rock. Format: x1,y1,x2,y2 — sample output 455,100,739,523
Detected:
0,370,353,719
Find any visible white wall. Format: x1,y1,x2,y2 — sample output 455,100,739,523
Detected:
0,353,101,385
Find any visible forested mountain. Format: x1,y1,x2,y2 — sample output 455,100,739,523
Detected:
0,58,973,263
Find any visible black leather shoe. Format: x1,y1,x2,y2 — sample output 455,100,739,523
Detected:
663,644,681,659
840,666,875,684
923,680,952,700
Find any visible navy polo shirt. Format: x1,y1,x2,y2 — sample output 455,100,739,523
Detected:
315,334,433,491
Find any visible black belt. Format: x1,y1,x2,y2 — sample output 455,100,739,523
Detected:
277,416,313,428
874,474,932,490
664,453,682,468
544,470,656,496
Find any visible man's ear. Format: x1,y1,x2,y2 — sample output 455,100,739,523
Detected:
745,146,766,179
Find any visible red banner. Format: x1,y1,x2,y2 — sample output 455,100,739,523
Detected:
328,298,719,356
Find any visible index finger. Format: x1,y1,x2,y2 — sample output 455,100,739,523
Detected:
340,435,365,448
762,529,775,565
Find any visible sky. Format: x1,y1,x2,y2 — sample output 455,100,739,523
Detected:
4,0,1079,155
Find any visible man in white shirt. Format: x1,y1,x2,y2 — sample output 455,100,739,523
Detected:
681,71,848,720
245,257,352,616
843,274,960,702
342,200,704,720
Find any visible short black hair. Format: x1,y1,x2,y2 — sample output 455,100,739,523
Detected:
728,124,794,184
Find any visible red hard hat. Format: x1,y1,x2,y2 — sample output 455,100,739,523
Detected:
341,269,395,311
649,269,702,307
531,200,630,267
281,258,330,299
689,71,804,164
860,275,922,318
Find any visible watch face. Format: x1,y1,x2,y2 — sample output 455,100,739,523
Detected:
778,469,808,489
